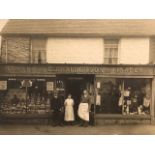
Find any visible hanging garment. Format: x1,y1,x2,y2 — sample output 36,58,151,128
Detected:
143,98,150,108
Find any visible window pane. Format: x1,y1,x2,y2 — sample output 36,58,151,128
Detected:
111,49,118,58
112,58,118,64
104,49,110,58
31,38,47,64
104,39,119,64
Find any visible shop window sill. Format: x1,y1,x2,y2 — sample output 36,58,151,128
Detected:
95,114,151,119
0,113,52,119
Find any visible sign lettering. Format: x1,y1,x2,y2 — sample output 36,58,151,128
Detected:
0,65,153,76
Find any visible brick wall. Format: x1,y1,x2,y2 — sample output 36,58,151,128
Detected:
1,37,7,63
1,36,30,63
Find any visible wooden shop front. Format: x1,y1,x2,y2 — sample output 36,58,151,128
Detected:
0,64,154,124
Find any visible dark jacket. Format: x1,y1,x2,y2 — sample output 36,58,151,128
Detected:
51,97,63,112
81,95,91,104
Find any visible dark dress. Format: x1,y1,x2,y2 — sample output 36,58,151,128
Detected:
89,104,95,126
51,97,64,126
81,95,91,104
111,89,121,113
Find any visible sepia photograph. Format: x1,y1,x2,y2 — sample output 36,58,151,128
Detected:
1,1,155,155
0,19,155,135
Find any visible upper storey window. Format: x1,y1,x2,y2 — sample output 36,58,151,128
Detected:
104,39,119,64
31,38,47,64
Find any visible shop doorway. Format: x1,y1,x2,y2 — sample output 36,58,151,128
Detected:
57,74,95,121
65,78,85,106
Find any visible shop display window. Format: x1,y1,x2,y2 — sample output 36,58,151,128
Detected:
95,78,151,115
0,78,55,115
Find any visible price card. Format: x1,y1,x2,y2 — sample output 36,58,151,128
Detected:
0,81,7,90
46,82,54,91
97,82,101,89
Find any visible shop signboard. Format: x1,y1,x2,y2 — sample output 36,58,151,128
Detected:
0,64,154,76
0,81,7,90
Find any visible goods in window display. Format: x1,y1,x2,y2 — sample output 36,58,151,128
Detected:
143,94,150,114
1,97,27,114
0,79,54,115
118,95,124,106
130,94,139,114
123,87,131,115
143,95,150,108
11,95,20,106
138,105,143,115
0,94,52,115
26,96,52,114
45,98,51,113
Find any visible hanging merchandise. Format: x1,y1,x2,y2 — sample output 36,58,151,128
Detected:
21,80,32,87
96,94,101,105
118,95,124,106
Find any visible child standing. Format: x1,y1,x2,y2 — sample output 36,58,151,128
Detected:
64,94,75,125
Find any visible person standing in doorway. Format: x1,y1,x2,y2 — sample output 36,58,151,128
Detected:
78,90,91,127
64,94,75,125
51,92,64,127
112,85,121,114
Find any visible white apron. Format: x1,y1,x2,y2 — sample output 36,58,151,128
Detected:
78,103,89,121
64,99,75,121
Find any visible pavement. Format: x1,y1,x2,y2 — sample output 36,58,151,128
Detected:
0,124,155,135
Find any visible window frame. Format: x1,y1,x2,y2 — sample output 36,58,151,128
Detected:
103,38,120,64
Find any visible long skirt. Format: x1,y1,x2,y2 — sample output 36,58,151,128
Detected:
78,103,89,121
64,105,75,121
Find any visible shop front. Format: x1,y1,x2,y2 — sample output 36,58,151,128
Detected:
0,64,154,124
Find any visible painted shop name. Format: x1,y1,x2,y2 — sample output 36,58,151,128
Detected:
47,66,143,74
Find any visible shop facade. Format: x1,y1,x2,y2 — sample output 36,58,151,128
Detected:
1,19,155,124
0,63,154,124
